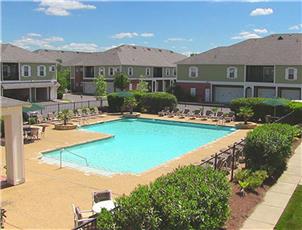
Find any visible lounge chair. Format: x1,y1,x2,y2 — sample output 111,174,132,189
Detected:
167,108,180,118
224,112,235,122
211,111,224,122
178,109,190,119
188,109,202,120
158,108,170,117
72,204,95,228
200,110,212,120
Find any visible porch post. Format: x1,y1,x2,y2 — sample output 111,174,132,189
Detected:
4,107,25,185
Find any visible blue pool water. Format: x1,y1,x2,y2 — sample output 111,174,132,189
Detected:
43,118,236,174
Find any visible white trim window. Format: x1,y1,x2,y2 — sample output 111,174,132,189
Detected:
37,65,46,77
146,67,151,76
227,66,238,79
98,67,105,76
128,67,133,76
190,88,196,97
109,67,115,76
189,66,198,78
21,65,31,77
165,68,171,76
49,65,56,72
173,68,177,76
285,67,298,80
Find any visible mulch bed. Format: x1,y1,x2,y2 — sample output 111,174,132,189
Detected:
224,183,269,230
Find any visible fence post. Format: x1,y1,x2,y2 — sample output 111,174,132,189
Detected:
58,103,60,112
230,143,236,181
214,153,218,170
88,101,90,108
100,97,103,108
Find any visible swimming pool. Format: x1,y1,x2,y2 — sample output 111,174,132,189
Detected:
42,118,236,174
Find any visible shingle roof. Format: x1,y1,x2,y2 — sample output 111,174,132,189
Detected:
40,45,187,67
0,44,56,64
34,49,92,64
177,34,302,65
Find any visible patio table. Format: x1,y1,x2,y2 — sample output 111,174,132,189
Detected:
92,200,115,213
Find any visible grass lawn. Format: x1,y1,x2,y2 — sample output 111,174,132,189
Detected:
275,185,302,230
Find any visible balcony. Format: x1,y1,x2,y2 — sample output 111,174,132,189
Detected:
2,63,19,81
246,66,274,83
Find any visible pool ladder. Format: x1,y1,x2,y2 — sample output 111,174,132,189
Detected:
59,148,89,168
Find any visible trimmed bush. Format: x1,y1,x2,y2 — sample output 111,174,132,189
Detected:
107,93,126,112
97,166,231,230
130,90,147,111
235,169,268,191
244,123,299,178
142,92,177,114
230,97,291,121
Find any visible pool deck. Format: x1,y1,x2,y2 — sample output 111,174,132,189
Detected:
2,114,249,229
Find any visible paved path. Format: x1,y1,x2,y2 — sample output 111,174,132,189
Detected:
241,142,302,230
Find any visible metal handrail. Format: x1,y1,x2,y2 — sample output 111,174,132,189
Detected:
59,148,89,168
274,110,296,123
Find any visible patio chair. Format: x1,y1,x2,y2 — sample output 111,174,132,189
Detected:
188,109,202,120
211,111,224,121
158,107,170,117
28,127,40,140
36,114,45,124
178,109,190,119
167,108,180,118
200,110,212,120
224,112,235,123
72,204,95,228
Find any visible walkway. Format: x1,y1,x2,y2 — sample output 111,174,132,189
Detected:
241,142,302,229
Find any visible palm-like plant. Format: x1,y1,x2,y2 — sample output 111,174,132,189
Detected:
58,109,74,125
123,97,137,114
238,106,254,124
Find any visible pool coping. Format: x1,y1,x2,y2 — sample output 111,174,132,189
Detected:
40,116,239,177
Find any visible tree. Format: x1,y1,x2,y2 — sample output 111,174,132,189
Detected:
57,69,71,99
58,109,74,125
114,73,130,91
137,79,149,92
238,106,254,124
94,75,107,99
123,97,137,114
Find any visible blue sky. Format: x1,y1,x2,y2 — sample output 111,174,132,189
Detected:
1,1,301,55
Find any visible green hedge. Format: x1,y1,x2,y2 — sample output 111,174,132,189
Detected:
142,92,177,114
230,98,292,121
97,166,231,230
244,124,299,179
107,91,177,114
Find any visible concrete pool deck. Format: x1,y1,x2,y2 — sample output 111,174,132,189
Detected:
2,114,249,229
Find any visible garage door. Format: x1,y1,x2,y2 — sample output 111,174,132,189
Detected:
213,86,243,103
257,88,275,98
83,82,96,95
280,89,301,100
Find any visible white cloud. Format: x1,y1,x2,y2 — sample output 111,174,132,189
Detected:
243,0,269,2
250,8,273,16
35,0,96,16
165,37,193,42
140,33,154,37
231,31,261,40
11,33,102,52
253,28,268,34
288,24,302,30
112,32,139,39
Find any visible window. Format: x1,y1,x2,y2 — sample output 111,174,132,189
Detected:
128,67,133,76
37,65,46,77
115,67,120,73
173,68,177,76
190,88,196,97
49,65,56,72
146,67,151,76
227,66,237,79
98,67,105,76
189,66,198,78
165,68,171,76
109,67,114,76
22,65,31,77
286,67,297,80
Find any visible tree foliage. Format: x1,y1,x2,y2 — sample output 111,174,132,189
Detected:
94,75,107,98
114,73,130,91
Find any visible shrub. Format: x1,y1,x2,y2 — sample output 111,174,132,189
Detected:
130,90,146,111
57,90,64,99
289,101,302,111
107,93,125,112
97,166,231,230
142,92,177,114
230,98,291,121
28,117,37,125
235,169,268,192
237,106,254,124
244,124,298,178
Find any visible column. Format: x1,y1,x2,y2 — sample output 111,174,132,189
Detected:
4,107,25,185
163,80,166,92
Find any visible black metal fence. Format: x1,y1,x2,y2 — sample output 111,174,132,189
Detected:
40,100,103,116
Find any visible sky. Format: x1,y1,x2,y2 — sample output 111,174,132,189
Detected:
1,0,301,55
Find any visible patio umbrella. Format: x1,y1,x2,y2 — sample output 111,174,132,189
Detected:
263,98,289,117
22,103,45,113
